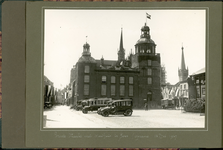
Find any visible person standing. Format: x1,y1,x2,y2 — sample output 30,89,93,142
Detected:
144,102,148,111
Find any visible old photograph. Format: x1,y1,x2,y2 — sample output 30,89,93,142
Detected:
43,9,206,128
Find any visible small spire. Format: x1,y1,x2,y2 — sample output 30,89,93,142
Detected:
118,28,125,62
180,45,186,70
86,36,88,43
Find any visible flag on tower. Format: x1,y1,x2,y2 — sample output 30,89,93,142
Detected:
146,13,151,19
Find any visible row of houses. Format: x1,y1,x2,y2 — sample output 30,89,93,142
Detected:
44,76,59,108
161,67,205,107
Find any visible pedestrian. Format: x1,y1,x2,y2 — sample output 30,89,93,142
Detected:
144,102,148,111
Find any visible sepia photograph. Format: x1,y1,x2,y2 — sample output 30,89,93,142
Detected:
43,9,206,129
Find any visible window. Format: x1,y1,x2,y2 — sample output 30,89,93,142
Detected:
184,91,187,97
120,77,125,84
184,84,186,89
201,80,205,84
111,76,116,83
111,85,116,96
120,85,125,96
84,84,89,95
147,78,152,84
196,86,200,98
121,101,125,106
84,75,89,83
148,60,151,66
147,68,152,75
129,85,133,96
126,101,131,106
101,85,106,96
102,76,106,83
146,49,151,53
129,77,133,84
202,87,205,95
84,65,89,73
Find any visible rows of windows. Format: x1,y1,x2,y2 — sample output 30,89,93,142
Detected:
84,65,90,96
84,76,135,84
135,46,155,54
100,85,133,97
84,84,133,96
101,76,134,84
83,65,151,96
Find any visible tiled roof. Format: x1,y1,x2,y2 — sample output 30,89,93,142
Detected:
96,59,117,66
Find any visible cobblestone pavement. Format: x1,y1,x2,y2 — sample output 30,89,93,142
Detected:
43,105,205,128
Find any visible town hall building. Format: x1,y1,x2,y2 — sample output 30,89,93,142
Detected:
69,22,162,109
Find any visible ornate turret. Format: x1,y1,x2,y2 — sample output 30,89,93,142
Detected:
135,23,156,54
78,41,96,63
82,42,91,56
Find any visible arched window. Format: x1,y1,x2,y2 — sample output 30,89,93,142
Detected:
102,76,106,83
120,77,125,84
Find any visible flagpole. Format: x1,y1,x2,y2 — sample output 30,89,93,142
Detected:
146,12,147,25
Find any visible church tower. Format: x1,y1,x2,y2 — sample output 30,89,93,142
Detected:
117,28,125,62
178,46,189,81
131,22,161,108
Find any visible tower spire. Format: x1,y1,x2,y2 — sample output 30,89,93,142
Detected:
181,46,186,70
118,28,125,62
178,45,188,81
119,28,124,50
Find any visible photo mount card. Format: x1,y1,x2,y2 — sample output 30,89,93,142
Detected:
24,1,222,148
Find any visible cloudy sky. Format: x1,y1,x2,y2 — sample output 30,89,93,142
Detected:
44,9,206,89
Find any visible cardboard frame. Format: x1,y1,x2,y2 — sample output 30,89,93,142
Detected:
2,1,222,148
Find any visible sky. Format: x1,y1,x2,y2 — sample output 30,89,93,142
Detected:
44,9,206,89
